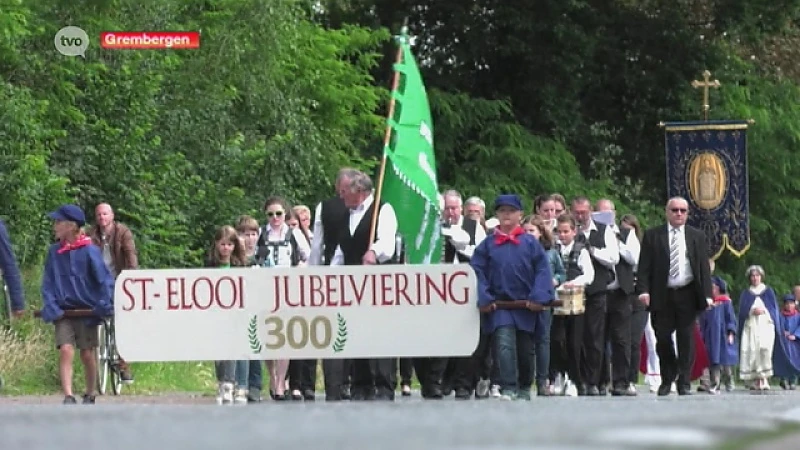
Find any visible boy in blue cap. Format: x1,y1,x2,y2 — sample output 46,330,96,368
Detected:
41,204,115,405
470,194,554,400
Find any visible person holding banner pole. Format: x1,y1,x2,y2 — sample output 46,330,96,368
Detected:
309,167,361,401
342,172,400,401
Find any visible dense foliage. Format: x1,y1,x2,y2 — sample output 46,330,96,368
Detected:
2,0,800,298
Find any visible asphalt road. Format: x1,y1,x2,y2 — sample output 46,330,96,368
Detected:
2,388,799,450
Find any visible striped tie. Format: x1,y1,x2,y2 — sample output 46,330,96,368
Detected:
669,228,680,279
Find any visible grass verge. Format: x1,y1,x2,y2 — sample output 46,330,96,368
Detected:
0,266,216,395
715,423,800,450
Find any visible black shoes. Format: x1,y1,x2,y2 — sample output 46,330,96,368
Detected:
63,394,94,404
454,388,471,400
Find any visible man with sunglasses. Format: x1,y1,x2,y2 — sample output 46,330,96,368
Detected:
637,196,713,397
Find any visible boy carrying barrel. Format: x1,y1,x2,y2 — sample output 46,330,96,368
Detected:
470,194,554,400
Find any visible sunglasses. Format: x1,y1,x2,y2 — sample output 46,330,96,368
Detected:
266,211,284,218
670,208,688,213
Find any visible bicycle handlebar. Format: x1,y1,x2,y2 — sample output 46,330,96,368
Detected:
32,309,98,318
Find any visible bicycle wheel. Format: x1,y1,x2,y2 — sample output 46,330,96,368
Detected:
96,322,110,395
108,320,123,395
1,276,10,322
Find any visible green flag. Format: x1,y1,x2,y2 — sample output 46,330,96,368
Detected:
380,31,442,264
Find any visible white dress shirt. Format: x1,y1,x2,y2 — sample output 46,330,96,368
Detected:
607,223,641,290
581,220,620,269
442,216,487,262
667,225,694,288
308,201,326,266
308,194,398,267
561,240,595,287
260,223,311,266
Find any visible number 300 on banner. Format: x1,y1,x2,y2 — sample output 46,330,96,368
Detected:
263,316,333,350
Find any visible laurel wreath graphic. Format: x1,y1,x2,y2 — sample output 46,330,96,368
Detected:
248,315,262,354
332,313,348,353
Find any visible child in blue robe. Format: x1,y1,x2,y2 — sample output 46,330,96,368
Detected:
779,294,800,390
699,276,737,393
471,194,554,400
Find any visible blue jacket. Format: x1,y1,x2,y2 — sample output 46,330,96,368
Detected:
470,231,554,335
547,248,566,288
40,242,115,323
0,220,24,311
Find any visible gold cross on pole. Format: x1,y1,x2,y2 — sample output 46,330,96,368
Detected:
691,70,721,121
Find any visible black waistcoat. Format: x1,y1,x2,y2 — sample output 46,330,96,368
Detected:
614,227,636,295
320,196,349,266
559,241,586,282
577,223,613,296
337,201,389,266
443,217,478,263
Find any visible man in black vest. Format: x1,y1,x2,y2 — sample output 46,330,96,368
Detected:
570,196,619,396
595,199,640,396
314,171,400,400
309,167,360,401
429,190,487,399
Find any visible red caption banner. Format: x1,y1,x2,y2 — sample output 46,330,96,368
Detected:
100,32,200,49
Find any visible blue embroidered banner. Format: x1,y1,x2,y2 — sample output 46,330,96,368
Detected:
663,120,750,259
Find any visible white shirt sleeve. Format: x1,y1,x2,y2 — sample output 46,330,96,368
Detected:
292,228,311,262
591,224,620,268
459,223,487,259
619,229,640,266
371,203,399,263
308,202,324,266
571,249,596,287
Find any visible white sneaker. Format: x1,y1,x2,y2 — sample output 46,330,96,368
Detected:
553,374,564,395
218,382,234,405
626,383,637,396
490,384,501,398
476,378,490,397
216,382,225,405
648,384,658,393
670,382,677,393
234,388,248,404
563,380,578,397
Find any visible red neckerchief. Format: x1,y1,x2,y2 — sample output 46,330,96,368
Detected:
57,234,93,254
494,226,525,246
713,295,731,304
782,308,798,317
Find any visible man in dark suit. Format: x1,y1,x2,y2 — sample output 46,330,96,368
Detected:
637,196,713,396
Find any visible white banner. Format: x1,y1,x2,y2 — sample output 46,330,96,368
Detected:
114,264,480,361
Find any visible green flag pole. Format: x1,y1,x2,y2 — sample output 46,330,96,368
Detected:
368,21,409,246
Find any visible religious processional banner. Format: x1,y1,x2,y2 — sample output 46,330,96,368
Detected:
379,31,443,264
664,120,750,259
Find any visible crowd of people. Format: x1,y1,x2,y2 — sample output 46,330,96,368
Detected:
2,167,800,405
